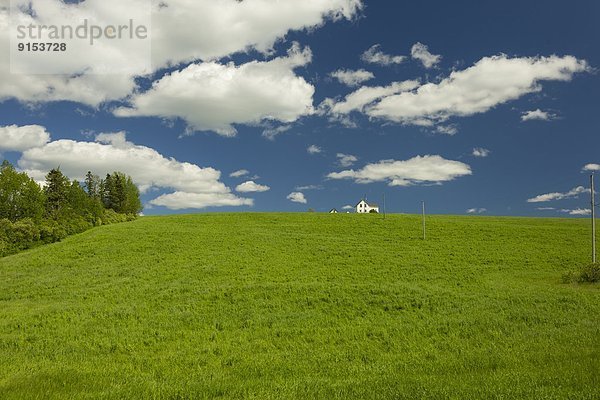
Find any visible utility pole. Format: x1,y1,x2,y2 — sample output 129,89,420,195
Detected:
383,193,386,220
592,174,596,263
422,201,426,240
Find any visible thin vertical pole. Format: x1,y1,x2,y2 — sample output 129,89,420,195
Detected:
383,193,386,220
422,201,426,240
592,174,596,263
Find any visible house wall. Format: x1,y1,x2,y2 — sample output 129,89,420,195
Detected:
356,201,379,213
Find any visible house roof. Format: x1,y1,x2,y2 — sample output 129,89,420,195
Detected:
355,199,379,207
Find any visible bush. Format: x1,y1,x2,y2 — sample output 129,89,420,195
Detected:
39,220,68,243
0,238,9,257
578,263,600,283
102,209,133,225
563,263,600,284
10,218,40,247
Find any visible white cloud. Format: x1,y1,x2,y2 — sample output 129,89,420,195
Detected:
230,169,250,178
472,147,490,158
330,69,374,87
350,55,588,129
115,44,315,136
236,180,270,193
150,0,363,67
521,109,558,121
0,1,147,106
342,205,354,210
262,125,292,140
149,192,253,210
1,0,362,107
411,42,441,68
583,164,600,172
361,44,405,65
336,153,358,167
435,125,458,135
537,207,555,211
466,208,487,214
287,192,307,204
321,80,420,116
16,130,251,210
295,184,323,190
327,155,472,186
307,145,322,154
527,186,589,203
0,125,50,152
561,208,591,216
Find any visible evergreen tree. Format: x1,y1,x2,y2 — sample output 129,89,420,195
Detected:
84,171,100,198
44,168,70,218
111,173,126,213
102,174,114,209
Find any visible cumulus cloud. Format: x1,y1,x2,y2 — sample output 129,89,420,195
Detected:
342,205,354,210
466,208,487,214
539,207,591,216
361,44,406,65
150,0,363,67
148,192,253,210
327,155,472,186
369,55,587,127
527,186,589,203
472,147,490,158
324,55,587,130
0,125,50,152
0,0,147,106
321,80,420,116
115,44,315,136
230,169,250,178
287,192,307,204
16,129,251,210
235,181,270,193
1,0,362,107
521,109,558,121
563,208,591,216
411,42,441,68
307,145,322,154
583,164,600,172
330,69,374,87
336,153,358,167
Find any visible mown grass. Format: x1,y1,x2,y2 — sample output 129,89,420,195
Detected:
0,213,598,399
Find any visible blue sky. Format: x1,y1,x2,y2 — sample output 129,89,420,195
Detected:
0,0,598,216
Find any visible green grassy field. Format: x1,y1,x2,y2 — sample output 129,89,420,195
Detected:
0,213,598,399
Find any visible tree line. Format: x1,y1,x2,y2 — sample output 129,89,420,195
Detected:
0,160,142,257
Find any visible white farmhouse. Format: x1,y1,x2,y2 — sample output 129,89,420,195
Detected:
355,199,379,214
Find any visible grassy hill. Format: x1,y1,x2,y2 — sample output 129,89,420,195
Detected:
0,213,598,399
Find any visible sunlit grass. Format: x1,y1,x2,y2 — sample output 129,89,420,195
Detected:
0,213,598,399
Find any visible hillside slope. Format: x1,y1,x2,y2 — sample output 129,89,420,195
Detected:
0,214,598,399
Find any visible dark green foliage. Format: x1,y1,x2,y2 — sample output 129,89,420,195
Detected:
84,171,100,198
43,168,70,218
102,172,142,214
0,161,142,257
